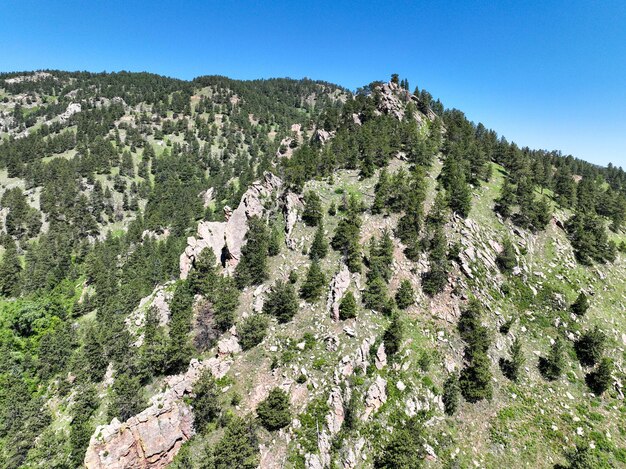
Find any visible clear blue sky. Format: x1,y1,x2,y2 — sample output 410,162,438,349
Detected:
1,0,624,167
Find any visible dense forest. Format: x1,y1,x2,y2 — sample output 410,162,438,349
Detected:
0,70,625,468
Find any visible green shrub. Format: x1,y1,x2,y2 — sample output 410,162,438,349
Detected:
256,388,291,431
239,315,269,350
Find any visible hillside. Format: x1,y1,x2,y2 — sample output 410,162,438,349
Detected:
0,71,625,469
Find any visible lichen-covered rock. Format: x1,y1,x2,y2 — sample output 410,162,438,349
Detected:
125,283,174,346
327,265,351,320
375,342,387,370
326,388,345,435
180,172,282,278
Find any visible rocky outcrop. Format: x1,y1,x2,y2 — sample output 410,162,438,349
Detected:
326,388,345,435
362,376,387,420
375,343,387,370
58,102,81,124
282,191,303,249
327,265,351,320
125,283,174,346
312,128,335,145
85,358,230,469
180,172,282,278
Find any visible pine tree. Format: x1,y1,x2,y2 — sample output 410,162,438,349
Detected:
0,237,22,297
263,280,298,323
302,191,323,226
268,225,282,256
363,274,392,314
339,291,357,320
108,373,146,422
585,357,613,395
299,260,326,302
575,326,606,367
539,337,565,381
395,279,415,309
239,315,269,350
443,374,460,415
256,388,291,430
571,292,589,317
442,156,472,218
235,216,270,288
193,369,221,432
459,352,493,402
372,168,391,215
210,417,259,469
383,313,403,357
496,239,517,273
309,219,328,260
495,177,516,219
499,337,525,382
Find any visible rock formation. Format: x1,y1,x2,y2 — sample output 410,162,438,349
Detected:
282,191,303,249
84,358,231,469
180,172,282,278
327,265,351,320
362,376,387,420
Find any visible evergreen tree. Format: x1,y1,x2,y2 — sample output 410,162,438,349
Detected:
309,219,329,260
539,337,566,381
571,292,589,317
108,373,146,422
235,216,270,288
299,260,326,301
210,417,259,469
383,313,403,357
193,369,221,432
372,168,391,215
263,280,298,323
268,225,282,256
499,337,525,382
0,237,22,297
442,156,472,218
575,326,606,367
363,274,393,314
239,315,269,350
302,191,323,226
459,351,493,402
495,177,516,219
331,198,362,272
585,357,613,395
395,279,415,309
443,374,460,416
496,239,517,273
374,416,425,469
256,388,291,430
339,291,357,320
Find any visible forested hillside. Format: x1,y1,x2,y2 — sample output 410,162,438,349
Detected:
0,70,625,469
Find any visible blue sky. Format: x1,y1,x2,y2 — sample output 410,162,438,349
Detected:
1,0,624,167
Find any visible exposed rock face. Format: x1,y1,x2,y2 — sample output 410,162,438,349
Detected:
312,128,335,145
375,82,409,120
58,102,81,123
362,376,387,420
375,343,387,370
217,335,241,356
141,228,170,241
4,71,54,84
282,191,303,249
180,172,282,278
199,187,214,208
85,358,230,469
326,388,345,435
327,265,351,320
125,283,174,347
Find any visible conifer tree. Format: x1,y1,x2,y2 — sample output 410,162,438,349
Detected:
309,219,328,260
496,239,517,273
210,417,259,469
302,191,323,226
256,388,291,430
299,260,326,301
0,237,22,297
495,177,516,219
383,313,403,357
539,336,565,381
263,280,298,323
339,291,357,320
372,168,391,215
585,357,613,395
575,326,606,367
192,369,221,432
395,279,415,309
235,216,270,288
239,315,269,350
571,292,589,317
443,374,460,415
499,337,525,382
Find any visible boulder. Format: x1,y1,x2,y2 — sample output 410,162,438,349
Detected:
326,388,345,435
375,343,387,370
180,172,282,278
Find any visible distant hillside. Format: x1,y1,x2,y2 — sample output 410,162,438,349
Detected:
0,71,625,469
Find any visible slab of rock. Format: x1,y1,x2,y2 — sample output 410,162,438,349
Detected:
125,283,174,346
85,358,230,469
326,388,345,435
327,265,351,320
58,102,81,124
375,343,387,370
282,191,303,249
180,172,282,278
362,376,387,420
